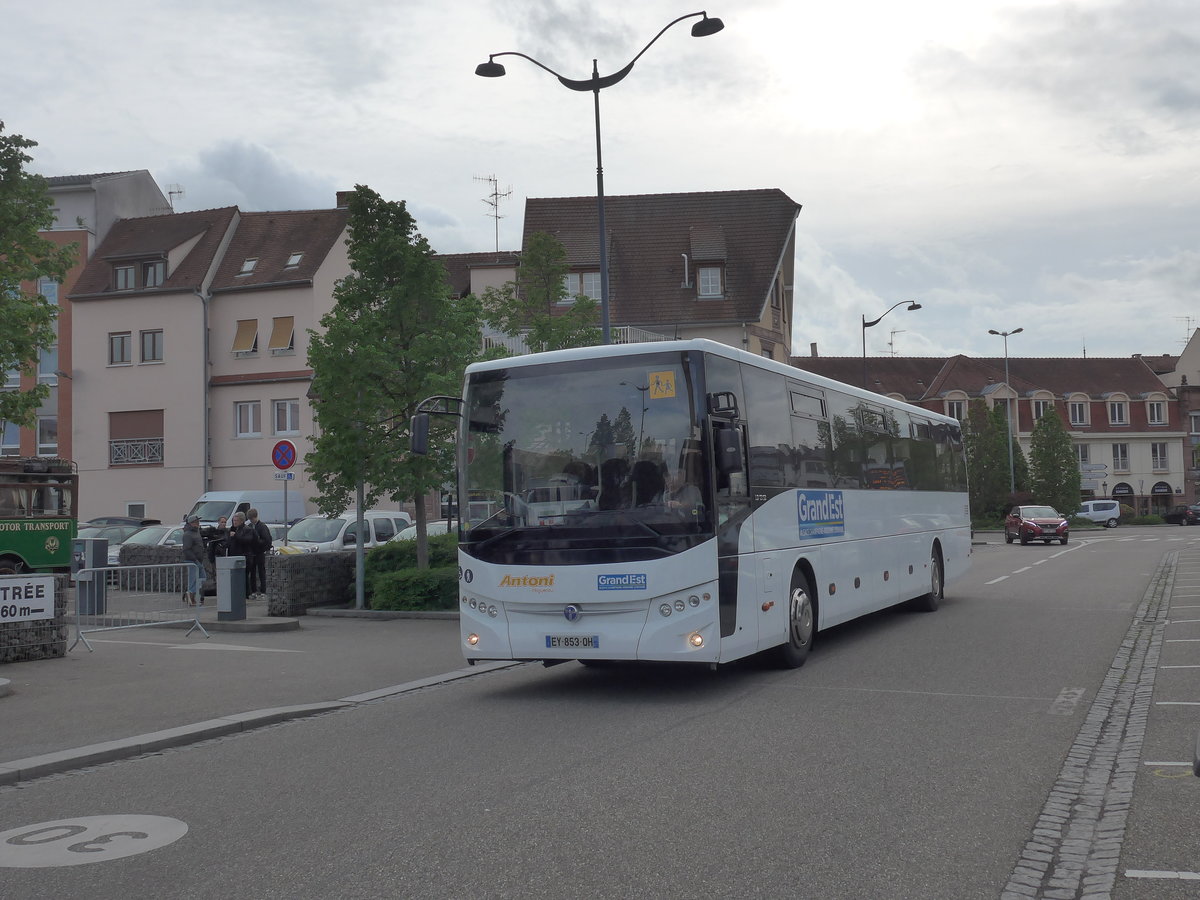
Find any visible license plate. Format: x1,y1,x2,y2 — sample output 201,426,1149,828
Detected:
545,635,600,649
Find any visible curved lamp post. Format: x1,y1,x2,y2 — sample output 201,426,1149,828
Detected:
861,301,921,389
476,11,725,345
988,327,1024,495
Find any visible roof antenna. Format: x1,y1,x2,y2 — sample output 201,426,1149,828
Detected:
474,174,511,253
167,183,185,210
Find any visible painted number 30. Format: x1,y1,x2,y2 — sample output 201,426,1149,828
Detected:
0,816,188,868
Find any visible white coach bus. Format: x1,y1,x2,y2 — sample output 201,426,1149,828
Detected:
415,339,970,668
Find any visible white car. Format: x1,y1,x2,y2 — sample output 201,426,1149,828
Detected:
113,523,185,565
1076,499,1121,528
274,510,412,553
392,521,455,541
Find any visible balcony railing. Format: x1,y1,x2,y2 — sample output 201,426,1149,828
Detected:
110,438,164,466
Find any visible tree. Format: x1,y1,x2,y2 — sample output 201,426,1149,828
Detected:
1028,410,1081,515
306,185,482,567
963,399,1010,521
481,230,601,353
0,123,76,428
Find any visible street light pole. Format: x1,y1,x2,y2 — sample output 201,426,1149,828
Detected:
988,327,1024,496
475,11,725,345
861,301,921,389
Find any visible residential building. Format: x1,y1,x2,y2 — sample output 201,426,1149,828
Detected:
5,172,169,461
1154,328,1200,504
67,200,354,523
790,353,1186,515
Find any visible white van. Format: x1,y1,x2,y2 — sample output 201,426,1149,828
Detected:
187,491,306,529
275,509,413,553
1077,499,1121,527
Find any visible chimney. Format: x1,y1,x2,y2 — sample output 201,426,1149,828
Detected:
336,190,353,208
809,342,819,357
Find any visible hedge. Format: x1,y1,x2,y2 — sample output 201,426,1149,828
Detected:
370,567,458,611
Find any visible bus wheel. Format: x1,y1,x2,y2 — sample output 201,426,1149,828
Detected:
0,555,25,576
772,575,815,669
910,546,943,612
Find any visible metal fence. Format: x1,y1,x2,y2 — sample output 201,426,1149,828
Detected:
69,563,210,652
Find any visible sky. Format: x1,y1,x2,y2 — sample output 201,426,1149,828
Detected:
8,0,1200,361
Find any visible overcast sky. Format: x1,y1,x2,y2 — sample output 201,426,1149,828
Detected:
9,0,1199,360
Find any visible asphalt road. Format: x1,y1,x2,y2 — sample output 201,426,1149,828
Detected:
3,527,1199,899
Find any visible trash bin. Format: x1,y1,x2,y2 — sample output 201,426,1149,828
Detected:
216,555,246,621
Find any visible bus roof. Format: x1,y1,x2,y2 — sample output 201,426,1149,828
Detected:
465,339,959,427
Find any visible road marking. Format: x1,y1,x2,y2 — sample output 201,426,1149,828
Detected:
1142,761,1190,766
985,576,1009,584
1126,870,1200,881
1167,618,1200,624
1154,701,1200,706
0,816,187,868
1161,665,1200,669
1013,567,1032,574
1165,639,1200,643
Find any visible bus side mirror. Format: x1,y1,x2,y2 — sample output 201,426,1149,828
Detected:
715,427,743,474
411,413,429,455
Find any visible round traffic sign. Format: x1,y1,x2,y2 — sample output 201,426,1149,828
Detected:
271,439,297,470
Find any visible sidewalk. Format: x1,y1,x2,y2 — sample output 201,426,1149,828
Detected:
0,603,503,785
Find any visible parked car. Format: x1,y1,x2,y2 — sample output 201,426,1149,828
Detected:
82,516,161,527
76,524,146,545
1005,505,1069,545
392,520,456,541
274,510,413,553
115,523,185,565
1076,499,1122,528
1162,504,1200,526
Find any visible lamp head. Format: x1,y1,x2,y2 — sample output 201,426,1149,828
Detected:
907,302,922,311
1012,327,1024,335
988,329,1000,335
475,59,506,78
691,14,725,37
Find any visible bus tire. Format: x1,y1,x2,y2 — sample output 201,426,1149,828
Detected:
771,573,815,668
0,555,25,576
910,545,943,612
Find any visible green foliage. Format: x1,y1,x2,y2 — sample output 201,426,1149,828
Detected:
365,532,457,581
1129,515,1164,526
1027,411,1081,515
306,186,482,518
963,399,1010,520
0,123,76,427
480,231,601,353
370,567,458,610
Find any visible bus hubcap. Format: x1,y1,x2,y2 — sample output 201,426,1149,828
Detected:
790,587,813,647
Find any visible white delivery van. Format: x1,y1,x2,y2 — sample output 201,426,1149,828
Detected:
187,491,307,528
274,509,412,553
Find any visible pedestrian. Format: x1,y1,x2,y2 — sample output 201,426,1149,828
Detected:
244,507,272,600
206,514,229,566
182,514,207,606
227,511,252,596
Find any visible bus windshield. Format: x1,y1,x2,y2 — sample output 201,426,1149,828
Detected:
462,352,713,557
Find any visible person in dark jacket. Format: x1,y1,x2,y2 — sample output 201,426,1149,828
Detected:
182,515,206,606
244,507,272,600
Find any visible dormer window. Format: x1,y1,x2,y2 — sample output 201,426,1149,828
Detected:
697,266,723,298
115,265,135,291
238,258,258,276
285,252,303,268
143,260,165,288
562,271,600,305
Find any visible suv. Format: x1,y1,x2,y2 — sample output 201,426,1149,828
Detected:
1005,505,1069,545
1076,499,1121,528
1163,504,1200,526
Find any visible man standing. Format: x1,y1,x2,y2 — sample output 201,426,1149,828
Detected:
245,507,272,600
182,514,207,606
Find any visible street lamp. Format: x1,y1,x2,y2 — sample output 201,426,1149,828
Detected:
861,301,921,389
476,11,725,345
988,327,1024,496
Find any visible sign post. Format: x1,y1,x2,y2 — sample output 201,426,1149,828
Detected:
271,440,297,544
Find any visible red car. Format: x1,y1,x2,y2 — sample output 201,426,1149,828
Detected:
1005,505,1069,545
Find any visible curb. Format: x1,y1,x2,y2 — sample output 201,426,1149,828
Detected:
307,607,458,620
0,661,517,787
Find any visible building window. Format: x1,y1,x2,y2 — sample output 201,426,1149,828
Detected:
273,399,300,435
268,316,295,355
38,278,59,305
1068,400,1089,426
232,319,258,355
1,420,19,456
562,271,601,304
143,260,166,288
140,330,164,363
1151,442,1168,470
238,258,258,275
697,266,723,298
944,400,965,420
1147,400,1165,425
109,332,132,366
115,265,135,291
285,252,303,267
1074,444,1090,465
3,367,19,389
235,401,261,438
1112,443,1129,471
37,416,57,457
1108,400,1128,425
1190,411,1200,434
38,343,58,384
1033,399,1052,421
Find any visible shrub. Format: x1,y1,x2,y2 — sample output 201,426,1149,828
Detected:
1129,515,1164,526
370,567,458,611
365,532,458,607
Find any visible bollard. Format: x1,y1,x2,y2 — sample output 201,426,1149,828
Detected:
216,556,247,622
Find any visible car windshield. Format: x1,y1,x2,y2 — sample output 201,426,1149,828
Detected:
124,525,173,546
1021,506,1059,518
190,500,237,520
286,517,345,542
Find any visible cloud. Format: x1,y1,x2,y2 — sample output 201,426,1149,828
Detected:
168,141,337,211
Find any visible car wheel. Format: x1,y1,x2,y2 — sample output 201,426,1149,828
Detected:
771,574,815,668
909,546,943,613
1105,518,1118,528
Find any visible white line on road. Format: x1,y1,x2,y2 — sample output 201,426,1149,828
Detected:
1154,701,1200,706
985,576,1009,584
1125,870,1200,881
1142,761,1190,766
1013,567,1032,573
1161,665,1200,669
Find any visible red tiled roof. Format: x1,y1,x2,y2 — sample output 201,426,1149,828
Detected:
211,209,348,293
523,189,800,327
70,207,239,299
